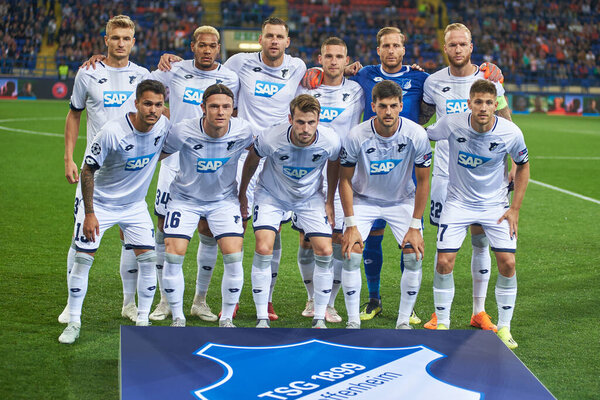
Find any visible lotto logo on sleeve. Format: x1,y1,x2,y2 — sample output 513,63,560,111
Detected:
254,81,285,97
125,153,156,171
446,99,469,114
103,91,133,107
320,107,345,122
197,158,231,173
283,166,315,180
369,159,402,175
183,87,204,105
457,151,491,169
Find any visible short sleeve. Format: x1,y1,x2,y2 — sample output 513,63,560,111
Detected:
83,126,115,170
69,70,88,111
507,129,529,165
162,121,187,154
426,116,451,141
340,133,359,167
422,75,435,105
413,128,433,168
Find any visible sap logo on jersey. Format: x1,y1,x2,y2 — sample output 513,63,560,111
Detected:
197,158,230,173
183,87,204,105
457,151,491,169
125,154,155,171
446,99,469,114
283,166,315,180
103,91,133,107
254,80,285,97
320,107,345,122
370,159,402,175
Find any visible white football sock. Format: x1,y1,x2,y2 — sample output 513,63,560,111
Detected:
162,253,186,320
251,252,272,320
313,254,333,320
119,241,138,306
397,253,422,325
433,270,454,327
221,252,244,320
68,253,94,324
297,246,315,299
496,273,517,330
471,233,491,314
269,232,282,302
136,251,157,322
328,243,343,307
195,233,218,300
342,253,363,324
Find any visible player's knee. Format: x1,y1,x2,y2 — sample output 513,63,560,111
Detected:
343,252,362,271
136,250,156,263
496,254,516,276
199,233,217,246
471,233,489,249
253,252,273,270
298,246,314,264
313,243,332,257
435,253,455,274
402,252,422,271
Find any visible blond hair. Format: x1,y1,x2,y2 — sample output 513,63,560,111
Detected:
444,23,472,43
376,27,405,47
106,15,135,35
193,26,220,42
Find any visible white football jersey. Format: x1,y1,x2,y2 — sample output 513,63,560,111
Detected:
423,66,505,177
427,112,528,209
83,113,169,207
254,122,341,204
224,52,306,130
341,117,432,206
70,61,149,154
296,78,365,139
163,117,254,203
149,59,239,169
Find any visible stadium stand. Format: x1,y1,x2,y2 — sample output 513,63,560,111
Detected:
0,0,597,88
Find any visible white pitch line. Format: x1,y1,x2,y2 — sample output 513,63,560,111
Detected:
530,179,600,205
532,156,600,160
0,117,72,139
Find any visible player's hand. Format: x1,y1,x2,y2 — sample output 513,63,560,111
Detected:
508,167,516,186
480,62,504,84
325,202,335,229
239,193,249,220
402,228,424,261
344,61,362,77
301,67,323,89
158,53,183,71
83,213,100,242
498,207,519,239
342,226,363,260
80,54,106,70
410,63,425,72
65,160,79,183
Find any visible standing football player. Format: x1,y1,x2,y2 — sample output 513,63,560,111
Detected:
159,84,253,328
61,15,149,325
239,94,340,328
339,81,431,330
295,37,364,323
59,80,169,344
426,79,529,350
419,23,513,332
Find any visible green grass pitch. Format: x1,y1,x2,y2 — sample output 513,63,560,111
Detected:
0,100,598,399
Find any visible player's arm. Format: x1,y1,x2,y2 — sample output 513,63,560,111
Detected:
159,151,173,161
494,96,517,183
401,165,429,260
339,164,362,259
80,54,106,70
498,161,529,239
325,159,340,228
64,109,83,183
238,144,262,219
80,164,99,242
419,101,436,125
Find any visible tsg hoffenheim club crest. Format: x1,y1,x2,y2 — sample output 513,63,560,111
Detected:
192,339,482,399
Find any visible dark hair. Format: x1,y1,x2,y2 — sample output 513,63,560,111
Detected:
372,80,403,103
202,83,234,103
321,36,347,50
262,17,289,34
469,79,497,98
136,79,166,99
289,94,321,118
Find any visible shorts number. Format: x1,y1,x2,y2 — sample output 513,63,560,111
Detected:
430,200,442,219
74,197,80,215
438,223,448,242
74,222,88,243
165,211,181,228
253,205,259,221
155,189,170,207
